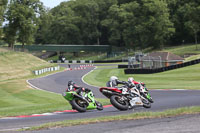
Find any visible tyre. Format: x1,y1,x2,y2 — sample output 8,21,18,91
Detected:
96,101,103,111
71,98,87,112
110,95,129,111
142,98,151,108
148,98,154,103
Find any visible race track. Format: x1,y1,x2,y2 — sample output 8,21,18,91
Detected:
1,64,200,132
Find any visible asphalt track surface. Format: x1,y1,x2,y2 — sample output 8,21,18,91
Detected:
1,64,200,132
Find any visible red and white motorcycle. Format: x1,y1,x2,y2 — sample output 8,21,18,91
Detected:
99,83,152,111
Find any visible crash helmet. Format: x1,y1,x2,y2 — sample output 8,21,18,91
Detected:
110,76,118,82
68,80,75,86
128,77,134,82
67,81,75,91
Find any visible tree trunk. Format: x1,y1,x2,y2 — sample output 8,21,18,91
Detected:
22,42,25,52
8,43,14,50
195,32,198,50
97,37,100,45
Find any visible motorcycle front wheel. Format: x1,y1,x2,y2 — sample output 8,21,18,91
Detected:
71,98,87,112
95,101,103,111
110,95,129,111
142,98,151,108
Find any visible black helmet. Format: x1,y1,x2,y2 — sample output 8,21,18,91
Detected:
68,81,75,87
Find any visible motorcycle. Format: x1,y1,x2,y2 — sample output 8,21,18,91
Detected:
99,83,153,111
63,90,103,112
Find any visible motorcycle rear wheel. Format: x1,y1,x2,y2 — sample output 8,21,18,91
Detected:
96,101,103,110
71,98,87,112
110,95,129,111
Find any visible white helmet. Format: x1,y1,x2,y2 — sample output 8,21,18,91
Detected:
128,77,134,82
110,76,118,81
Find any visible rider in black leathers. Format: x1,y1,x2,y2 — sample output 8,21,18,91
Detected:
67,81,91,95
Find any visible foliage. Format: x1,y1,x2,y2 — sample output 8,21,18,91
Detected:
4,0,43,48
0,0,7,38
0,0,200,50
166,0,200,45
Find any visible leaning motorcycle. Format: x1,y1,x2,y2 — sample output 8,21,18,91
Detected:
99,83,153,111
63,90,103,112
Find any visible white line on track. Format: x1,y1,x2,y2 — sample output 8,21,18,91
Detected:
81,66,101,88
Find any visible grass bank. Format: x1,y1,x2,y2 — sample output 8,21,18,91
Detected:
0,48,109,117
162,44,200,56
84,64,200,90
21,106,200,131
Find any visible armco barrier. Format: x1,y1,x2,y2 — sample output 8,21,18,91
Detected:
125,58,200,74
118,64,140,69
33,66,60,75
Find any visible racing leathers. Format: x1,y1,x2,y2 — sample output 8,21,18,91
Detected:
106,79,127,88
67,81,91,96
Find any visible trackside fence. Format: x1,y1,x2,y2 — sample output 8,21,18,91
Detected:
124,58,200,74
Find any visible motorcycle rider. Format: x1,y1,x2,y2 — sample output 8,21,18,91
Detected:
128,77,146,89
106,76,135,94
106,76,127,87
128,77,149,96
67,81,91,97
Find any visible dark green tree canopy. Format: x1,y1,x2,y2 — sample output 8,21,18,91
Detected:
0,0,199,50
4,0,43,47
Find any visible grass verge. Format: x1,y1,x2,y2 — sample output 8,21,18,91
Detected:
162,44,200,56
84,64,200,90
21,106,200,131
0,48,111,117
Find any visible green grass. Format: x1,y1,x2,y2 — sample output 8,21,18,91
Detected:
0,48,109,117
21,106,200,131
162,44,200,56
84,64,200,90
184,54,200,62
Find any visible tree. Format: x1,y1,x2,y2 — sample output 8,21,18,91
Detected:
180,2,200,48
0,0,7,39
42,2,82,44
103,0,174,49
166,0,200,45
71,0,101,45
35,8,53,44
138,0,174,49
101,4,127,47
4,0,43,48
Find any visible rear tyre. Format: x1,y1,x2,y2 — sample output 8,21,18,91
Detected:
110,95,129,111
96,101,103,111
71,98,87,112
